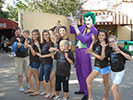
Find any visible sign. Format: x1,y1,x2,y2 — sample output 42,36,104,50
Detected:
129,45,133,51
0,23,7,28
96,14,113,22
0,18,18,30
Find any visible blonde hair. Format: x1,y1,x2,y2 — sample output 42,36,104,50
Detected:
108,35,118,41
60,40,72,50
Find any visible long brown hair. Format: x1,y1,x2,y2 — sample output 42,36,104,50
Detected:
31,29,40,45
42,30,51,43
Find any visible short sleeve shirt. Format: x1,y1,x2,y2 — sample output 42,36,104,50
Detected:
106,46,131,72
30,44,40,63
40,41,54,64
55,51,75,77
93,42,109,68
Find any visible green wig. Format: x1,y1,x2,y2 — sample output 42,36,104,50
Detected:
83,12,96,25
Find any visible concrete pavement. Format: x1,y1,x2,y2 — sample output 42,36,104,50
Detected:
0,53,133,100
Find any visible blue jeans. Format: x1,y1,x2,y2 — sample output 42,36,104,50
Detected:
12,42,26,53
39,64,52,82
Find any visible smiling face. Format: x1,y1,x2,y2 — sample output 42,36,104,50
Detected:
32,32,39,41
59,42,66,51
23,32,29,39
59,40,69,52
108,38,117,48
15,29,21,37
59,28,67,38
85,16,93,28
98,32,106,42
43,32,50,42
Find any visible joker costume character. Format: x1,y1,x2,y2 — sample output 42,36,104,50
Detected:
69,12,98,100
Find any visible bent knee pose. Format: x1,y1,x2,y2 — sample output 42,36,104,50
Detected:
86,29,110,100
107,35,132,100
88,35,132,100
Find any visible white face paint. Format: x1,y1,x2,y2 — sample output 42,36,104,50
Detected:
85,16,93,28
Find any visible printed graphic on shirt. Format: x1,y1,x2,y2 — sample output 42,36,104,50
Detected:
111,53,118,63
58,54,66,63
42,45,46,52
94,45,101,54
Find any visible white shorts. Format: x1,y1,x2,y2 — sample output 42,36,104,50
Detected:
111,70,125,85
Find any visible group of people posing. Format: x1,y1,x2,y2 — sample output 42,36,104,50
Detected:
11,26,74,100
10,11,132,100
69,12,132,100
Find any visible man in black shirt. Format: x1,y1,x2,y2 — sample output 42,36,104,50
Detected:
11,27,29,92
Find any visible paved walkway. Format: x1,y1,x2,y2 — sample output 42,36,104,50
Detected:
0,53,133,100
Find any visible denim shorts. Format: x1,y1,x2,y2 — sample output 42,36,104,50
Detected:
29,62,40,69
52,60,57,71
39,64,52,82
93,66,111,74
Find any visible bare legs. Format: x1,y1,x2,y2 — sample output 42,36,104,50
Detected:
18,75,23,88
102,73,110,100
49,70,56,95
111,84,121,100
86,71,109,100
25,67,34,91
32,69,40,93
86,70,100,100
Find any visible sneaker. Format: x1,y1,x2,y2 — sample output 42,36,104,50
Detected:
53,95,60,100
61,97,68,100
9,52,16,57
19,87,24,92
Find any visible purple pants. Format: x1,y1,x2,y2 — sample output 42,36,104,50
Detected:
75,48,92,95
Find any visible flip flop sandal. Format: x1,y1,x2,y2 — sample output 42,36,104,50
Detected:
40,92,47,96
43,93,50,98
24,90,34,94
48,94,55,99
30,92,40,96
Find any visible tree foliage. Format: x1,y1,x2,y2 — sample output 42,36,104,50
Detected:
0,0,9,18
7,0,83,21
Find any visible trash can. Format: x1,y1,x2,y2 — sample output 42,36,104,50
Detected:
124,41,133,56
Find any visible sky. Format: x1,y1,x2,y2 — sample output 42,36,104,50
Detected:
2,0,28,11
2,0,133,19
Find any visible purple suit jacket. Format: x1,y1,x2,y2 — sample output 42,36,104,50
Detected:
70,25,98,48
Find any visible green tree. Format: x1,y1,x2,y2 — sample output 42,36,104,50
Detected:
0,0,4,9
0,0,9,18
7,0,84,21
7,0,28,21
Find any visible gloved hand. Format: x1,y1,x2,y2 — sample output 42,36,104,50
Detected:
68,13,80,34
